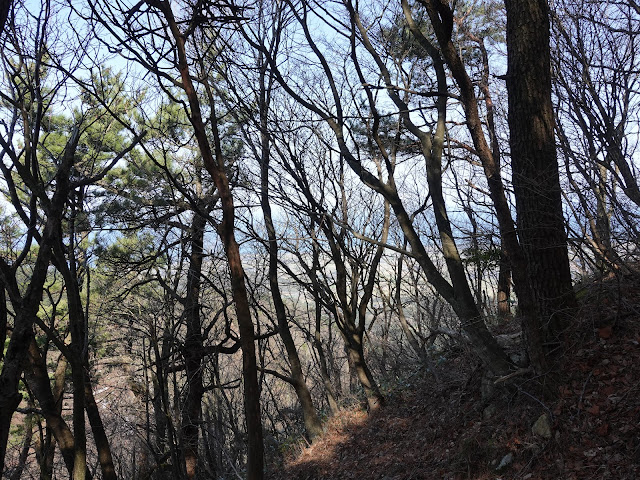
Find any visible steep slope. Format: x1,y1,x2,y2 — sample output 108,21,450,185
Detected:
269,271,640,480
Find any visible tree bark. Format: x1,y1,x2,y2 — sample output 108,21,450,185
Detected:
0,281,6,360
0,168,72,474
24,338,81,478
504,0,577,343
158,3,264,477
0,0,11,38
257,55,323,440
84,373,117,480
414,0,566,373
181,211,206,479
497,245,512,320
313,300,339,415
8,401,33,480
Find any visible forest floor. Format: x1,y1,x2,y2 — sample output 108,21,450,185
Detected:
268,271,640,479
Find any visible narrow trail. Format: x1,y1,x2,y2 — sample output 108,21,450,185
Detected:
269,273,640,480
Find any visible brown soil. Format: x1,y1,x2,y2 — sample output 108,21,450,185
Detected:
268,272,640,480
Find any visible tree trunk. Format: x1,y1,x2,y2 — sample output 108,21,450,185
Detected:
257,66,323,439
84,373,117,480
0,0,12,37
181,211,206,480
313,301,339,415
160,4,264,477
24,338,80,478
415,0,563,374
0,281,6,361
345,335,384,411
0,236,58,475
504,0,577,344
8,401,33,480
497,245,512,320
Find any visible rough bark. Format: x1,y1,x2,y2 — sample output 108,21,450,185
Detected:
342,327,384,411
181,211,206,479
414,0,555,373
24,338,80,478
504,0,577,343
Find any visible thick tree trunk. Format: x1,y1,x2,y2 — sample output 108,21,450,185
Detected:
504,0,577,344
344,333,384,411
0,0,11,38
24,338,79,478
181,212,206,479
415,0,564,374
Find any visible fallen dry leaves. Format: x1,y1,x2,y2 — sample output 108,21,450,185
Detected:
268,271,640,480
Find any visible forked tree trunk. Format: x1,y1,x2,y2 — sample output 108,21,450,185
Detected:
343,330,384,411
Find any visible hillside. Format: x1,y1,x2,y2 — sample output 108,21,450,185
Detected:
268,273,640,480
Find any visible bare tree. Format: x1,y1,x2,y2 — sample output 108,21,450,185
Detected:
254,0,513,376
553,0,640,272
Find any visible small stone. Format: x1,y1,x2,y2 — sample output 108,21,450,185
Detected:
496,453,513,472
532,413,552,439
483,403,497,419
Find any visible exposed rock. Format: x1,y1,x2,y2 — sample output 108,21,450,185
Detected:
532,413,552,439
496,453,513,472
483,403,497,420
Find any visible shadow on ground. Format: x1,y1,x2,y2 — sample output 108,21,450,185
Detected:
267,272,640,480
